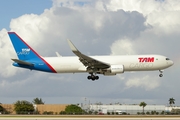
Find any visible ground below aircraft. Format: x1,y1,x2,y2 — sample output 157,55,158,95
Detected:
8,32,173,81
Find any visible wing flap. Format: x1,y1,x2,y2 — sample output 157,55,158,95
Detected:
67,39,110,69
11,59,34,66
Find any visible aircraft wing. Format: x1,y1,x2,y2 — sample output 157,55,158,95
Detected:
67,40,110,69
11,59,34,66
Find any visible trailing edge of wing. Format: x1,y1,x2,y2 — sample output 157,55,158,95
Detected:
67,39,110,69
11,59,34,66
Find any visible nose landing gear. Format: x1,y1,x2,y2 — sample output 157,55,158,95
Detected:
159,70,163,77
159,74,163,77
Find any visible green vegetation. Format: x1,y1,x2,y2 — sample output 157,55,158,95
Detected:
0,104,3,112
169,97,175,107
60,104,86,115
32,98,45,104
139,102,147,114
14,100,35,114
0,104,10,114
171,109,180,115
59,111,66,115
43,111,53,115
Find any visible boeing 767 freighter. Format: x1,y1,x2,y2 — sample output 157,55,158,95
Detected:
8,32,173,81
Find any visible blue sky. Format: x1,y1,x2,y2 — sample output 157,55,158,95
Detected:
0,0,52,30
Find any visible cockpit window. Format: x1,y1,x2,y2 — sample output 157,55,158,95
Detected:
166,58,170,60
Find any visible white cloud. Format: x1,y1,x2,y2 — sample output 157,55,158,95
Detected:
102,0,180,34
10,14,48,47
125,75,160,90
110,38,136,55
0,29,17,77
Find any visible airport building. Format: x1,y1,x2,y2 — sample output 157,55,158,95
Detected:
87,104,166,114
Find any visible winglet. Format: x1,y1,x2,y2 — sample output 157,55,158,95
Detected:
67,39,79,52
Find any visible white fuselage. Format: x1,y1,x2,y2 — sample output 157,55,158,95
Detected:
43,54,173,74
8,32,174,80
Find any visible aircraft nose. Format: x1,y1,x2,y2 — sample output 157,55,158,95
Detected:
171,60,174,65
169,60,174,66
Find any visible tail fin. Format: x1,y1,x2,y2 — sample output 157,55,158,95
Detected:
8,32,56,73
8,32,40,60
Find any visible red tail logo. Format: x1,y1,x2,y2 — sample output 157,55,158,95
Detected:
138,57,154,62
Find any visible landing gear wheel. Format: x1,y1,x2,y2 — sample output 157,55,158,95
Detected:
91,75,96,81
87,73,99,81
87,76,91,80
95,76,99,80
159,74,163,77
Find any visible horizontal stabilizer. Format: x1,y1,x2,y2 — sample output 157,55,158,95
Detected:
55,52,62,57
11,59,34,66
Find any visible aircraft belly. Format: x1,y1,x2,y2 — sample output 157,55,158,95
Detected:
54,65,86,73
43,57,84,73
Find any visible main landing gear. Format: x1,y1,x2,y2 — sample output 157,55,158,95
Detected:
159,70,163,77
87,73,99,81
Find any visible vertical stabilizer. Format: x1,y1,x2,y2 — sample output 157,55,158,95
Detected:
8,32,40,60
8,32,56,73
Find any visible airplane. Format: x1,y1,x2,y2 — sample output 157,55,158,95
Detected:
8,32,174,81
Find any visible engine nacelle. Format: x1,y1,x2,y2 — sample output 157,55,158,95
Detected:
105,65,124,74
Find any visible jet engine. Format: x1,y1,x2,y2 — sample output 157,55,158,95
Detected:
103,65,124,75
